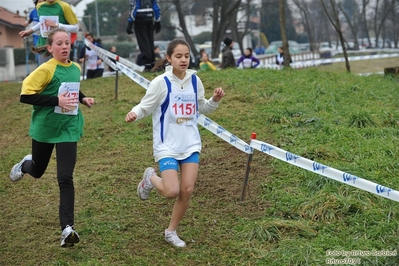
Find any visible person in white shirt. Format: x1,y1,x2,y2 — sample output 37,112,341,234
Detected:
276,46,292,66
78,32,104,79
125,38,225,248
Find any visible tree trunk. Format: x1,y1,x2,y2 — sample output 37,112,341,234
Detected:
279,0,291,68
320,0,350,72
172,0,197,56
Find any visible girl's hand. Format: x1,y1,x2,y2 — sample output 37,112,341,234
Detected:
125,111,137,122
19,29,33,38
82,97,94,108
212,87,225,102
58,91,78,111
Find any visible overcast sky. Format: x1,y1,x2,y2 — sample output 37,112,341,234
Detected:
1,0,94,18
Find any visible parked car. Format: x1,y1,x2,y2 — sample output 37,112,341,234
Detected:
265,44,301,55
267,40,302,54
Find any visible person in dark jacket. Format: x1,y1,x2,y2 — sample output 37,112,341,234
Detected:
220,37,236,69
126,0,161,71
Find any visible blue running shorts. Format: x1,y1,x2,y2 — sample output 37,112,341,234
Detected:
158,152,200,172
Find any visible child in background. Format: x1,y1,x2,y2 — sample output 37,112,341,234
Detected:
199,53,216,71
236,48,260,68
78,32,104,79
9,28,94,248
276,46,292,66
125,39,225,247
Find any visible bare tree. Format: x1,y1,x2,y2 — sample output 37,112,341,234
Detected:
320,0,350,72
210,0,242,58
360,0,371,47
172,0,199,56
338,0,360,50
292,0,316,50
231,0,257,54
371,0,397,48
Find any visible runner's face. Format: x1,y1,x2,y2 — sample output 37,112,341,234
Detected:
47,32,71,64
168,44,190,78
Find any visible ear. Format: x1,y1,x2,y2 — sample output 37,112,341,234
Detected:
47,44,52,54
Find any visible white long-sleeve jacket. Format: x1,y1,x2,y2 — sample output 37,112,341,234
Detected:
132,66,220,161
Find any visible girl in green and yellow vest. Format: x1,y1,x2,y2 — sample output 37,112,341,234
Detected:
10,28,94,248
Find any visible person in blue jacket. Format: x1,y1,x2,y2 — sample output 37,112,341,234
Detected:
236,48,260,69
126,0,161,71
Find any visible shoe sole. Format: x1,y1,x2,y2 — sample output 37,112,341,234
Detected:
61,232,80,248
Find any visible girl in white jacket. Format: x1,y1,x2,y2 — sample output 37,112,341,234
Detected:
125,39,225,247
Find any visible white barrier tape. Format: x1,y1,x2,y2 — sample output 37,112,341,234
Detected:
197,115,253,154
84,39,144,72
250,139,399,202
263,53,399,70
290,53,399,69
115,61,151,89
84,39,117,71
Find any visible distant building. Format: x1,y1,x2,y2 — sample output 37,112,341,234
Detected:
0,6,25,48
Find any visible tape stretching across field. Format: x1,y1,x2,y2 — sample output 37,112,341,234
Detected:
265,53,399,69
84,39,144,72
88,40,398,202
251,139,399,202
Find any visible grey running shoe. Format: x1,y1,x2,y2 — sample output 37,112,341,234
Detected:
60,225,80,248
165,230,186,247
9,154,32,182
137,167,155,200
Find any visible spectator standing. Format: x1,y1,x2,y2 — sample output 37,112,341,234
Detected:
276,46,292,66
78,33,104,79
24,0,45,65
126,0,161,71
236,48,260,69
220,37,236,69
9,28,94,248
18,0,79,65
199,53,216,71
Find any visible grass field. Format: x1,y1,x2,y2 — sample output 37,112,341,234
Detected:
1,61,399,265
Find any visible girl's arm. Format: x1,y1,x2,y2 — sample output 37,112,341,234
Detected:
252,56,260,68
128,78,167,121
20,94,58,106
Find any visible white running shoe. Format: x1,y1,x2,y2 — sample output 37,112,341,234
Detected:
9,154,32,182
137,167,155,200
165,230,186,247
60,225,80,247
